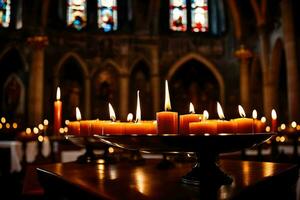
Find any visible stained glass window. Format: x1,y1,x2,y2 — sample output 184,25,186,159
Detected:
169,0,187,32
67,0,87,30
0,0,10,28
98,0,118,32
191,0,208,32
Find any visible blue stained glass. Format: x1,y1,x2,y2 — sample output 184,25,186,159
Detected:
98,0,118,32
67,0,87,30
0,0,10,28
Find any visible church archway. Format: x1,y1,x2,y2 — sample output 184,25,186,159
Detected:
169,59,221,118
0,48,26,121
129,60,153,119
91,64,120,120
57,56,86,121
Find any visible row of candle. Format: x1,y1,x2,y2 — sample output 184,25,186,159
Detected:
66,81,275,135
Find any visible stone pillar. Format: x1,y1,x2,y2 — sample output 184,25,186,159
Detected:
281,0,300,121
119,74,129,120
27,36,48,125
151,47,160,116
84,77,91,119
235,45,252,114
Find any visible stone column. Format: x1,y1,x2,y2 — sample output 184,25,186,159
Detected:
119,74,129,120
151,47,160,116
281,0,300,121
235,45,252,114
27,36,48,125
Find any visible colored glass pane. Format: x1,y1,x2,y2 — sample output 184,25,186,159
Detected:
98,0,118,32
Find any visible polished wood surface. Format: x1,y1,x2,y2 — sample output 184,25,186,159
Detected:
36,159,298,199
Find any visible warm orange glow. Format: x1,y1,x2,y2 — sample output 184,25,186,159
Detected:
43,119,49,126
261,117,266,123
127,113,133,122
217,102,225,119
38,124,44,130
280,124,286,130
76,107,82,121
203,110,209,120
266,126,271,132
65,120,70,125
108,147,114,153
189,102,195,114
271,109,277,120
291,121,297,128
238,105,246,117
164,80,171,111
38,135,44,142
108,103,116,121
56,87,61,100
25,128,31,134
136,90,141,122
252,109,257,119
12,123,18,129
1,117,6,124
33,127,39,134
5,123,10,129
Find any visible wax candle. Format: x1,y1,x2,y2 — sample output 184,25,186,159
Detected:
53,87,62,135
216,102,234,133
271,109,277,133
189,110,217,134
232,105,253,133
124,113,144,134
102,103,125,135
67,107,81,135
157,80,178,134
179,102,202,134
80,120,92,136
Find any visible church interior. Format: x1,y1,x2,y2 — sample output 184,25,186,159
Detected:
0,0,300,199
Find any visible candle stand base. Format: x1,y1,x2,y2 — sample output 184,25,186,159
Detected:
181,152,232,186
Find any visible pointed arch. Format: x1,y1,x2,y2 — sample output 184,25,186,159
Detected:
91,59,122,77
129,56,152,75
167,52,225,103
0,46,28,71
55,52,89,78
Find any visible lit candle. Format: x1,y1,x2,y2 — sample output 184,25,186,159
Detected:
216,102,234,133
232,105,253,133
102,103,124,135
271,109,277,133
156,80,178,134
53,87,62,135
179,102,202,134
80,120,92,136
67,107,81,135
189,110,217,134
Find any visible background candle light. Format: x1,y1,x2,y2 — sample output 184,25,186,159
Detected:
157,80,178,134
53,87,62,135
179,102,201,134
271,109,277,133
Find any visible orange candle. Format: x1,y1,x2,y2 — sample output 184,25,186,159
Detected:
53,87,62,135
157,80,178,134
271,109,277,133
179,102,202,134
216,102,234,133
255,117,267,133
80,120,92,136
67,107,81,135
232,105,253,133
67,121,80,135
144,120,157,134
102,103,124,135
189,110,218,134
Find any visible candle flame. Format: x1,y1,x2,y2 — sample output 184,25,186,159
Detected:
271,109,277,120
217,102,225,119
238,105,246,117
261,116,266,123
164,80,171,111
56,87,61,100
189,102,195,114
109,103,116,121
291,121,297,128
127,113,133,122
203,110,209,120
252,109,257,119
136,90,141,122
76,107,81,121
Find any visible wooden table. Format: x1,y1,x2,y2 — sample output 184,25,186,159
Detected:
35,159,298,200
